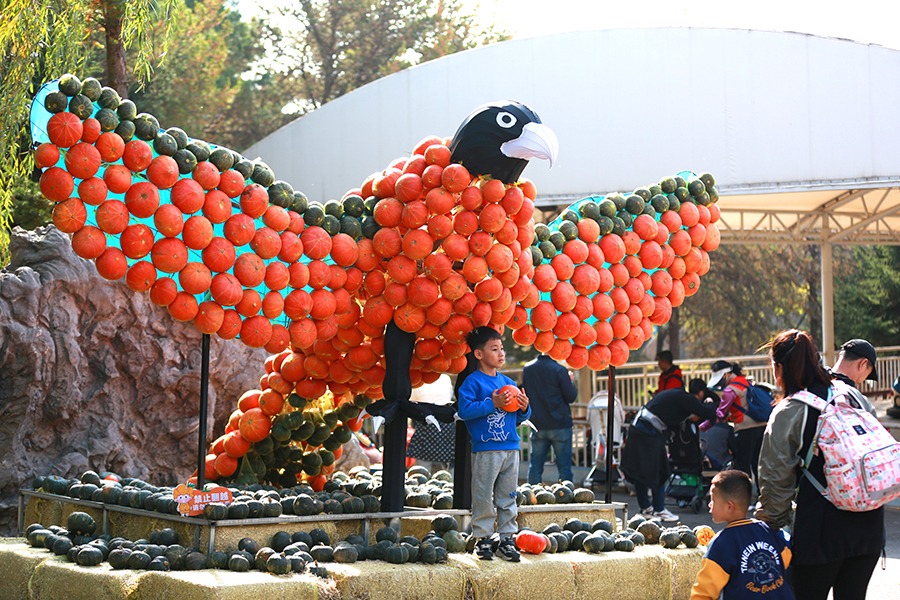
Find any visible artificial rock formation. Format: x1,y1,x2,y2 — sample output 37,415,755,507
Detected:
0,226,267,536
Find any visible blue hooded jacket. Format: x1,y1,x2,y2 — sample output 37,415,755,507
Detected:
457,370,531,453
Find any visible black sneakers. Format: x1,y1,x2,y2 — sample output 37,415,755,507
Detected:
496,537,520,562
475,537,494,560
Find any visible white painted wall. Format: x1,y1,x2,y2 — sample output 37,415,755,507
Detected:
245,27,900,204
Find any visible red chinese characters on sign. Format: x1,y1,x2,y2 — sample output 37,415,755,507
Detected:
173,483,233,516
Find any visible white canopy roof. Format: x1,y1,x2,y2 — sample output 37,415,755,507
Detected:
246,27,900,246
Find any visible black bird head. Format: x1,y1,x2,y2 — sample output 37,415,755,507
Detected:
448,101,558,184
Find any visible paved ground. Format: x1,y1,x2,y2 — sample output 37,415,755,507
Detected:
522,463,900,599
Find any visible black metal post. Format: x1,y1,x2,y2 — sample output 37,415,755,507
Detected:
380,415,407,511
604,366,616,504
379,320,416,512
452,421,472,509
197,333,210,490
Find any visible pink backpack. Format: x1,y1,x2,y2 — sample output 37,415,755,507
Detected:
792,380,900,512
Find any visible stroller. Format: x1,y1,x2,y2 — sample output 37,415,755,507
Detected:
664,418,708,513
583,390,625,488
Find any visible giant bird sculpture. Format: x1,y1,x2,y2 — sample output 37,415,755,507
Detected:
29,76,721,502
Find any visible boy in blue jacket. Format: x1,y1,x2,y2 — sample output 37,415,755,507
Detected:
692,470,794,600
457,326,531,561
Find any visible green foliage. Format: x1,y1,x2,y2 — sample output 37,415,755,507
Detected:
0,0,179,265
678,244,818,356
11,179,54,231
258,0,509,113
128,0,272,150
833,245,900,347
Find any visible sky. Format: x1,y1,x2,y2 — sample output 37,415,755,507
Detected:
466,0,900,50
238,0,900,51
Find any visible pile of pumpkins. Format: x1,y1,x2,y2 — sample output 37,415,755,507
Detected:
24,510,715,576
23,512,451,575
31,464,602,521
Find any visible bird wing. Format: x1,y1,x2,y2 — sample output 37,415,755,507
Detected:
29,77,721,484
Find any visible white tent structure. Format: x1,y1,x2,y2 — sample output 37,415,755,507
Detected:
245,27,900,359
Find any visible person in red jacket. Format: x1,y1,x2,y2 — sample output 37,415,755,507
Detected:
655,350,684,394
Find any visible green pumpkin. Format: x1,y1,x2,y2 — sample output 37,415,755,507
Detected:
534,489,556,504
384,544,409,564
26,528,53,548
637,520,662,545
208,550,230,569
332,543,358,563
441,530,467,553
614,537,636,552
203,502,229,520
309,544,334,563
432,493,453,510
404,491,431,508
591,519,614,534
108,548,132,569
418,541,437,564
553,485,575,504
148,556,170,571
127,550,152,570
430,514,459,535
375,525,399,544
680,530,700,548
66,511,96,536
267,554,292,574
581,533,607,554
573,488,596,503
564,518,589,533
341,496,365,514
309,528,331,547
184,551,208,570
549,531,569,552
570,530,590,551
75,545,104,566
659,530,683,549
228,553,251,572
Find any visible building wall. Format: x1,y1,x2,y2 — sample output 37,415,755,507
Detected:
245,28,900,204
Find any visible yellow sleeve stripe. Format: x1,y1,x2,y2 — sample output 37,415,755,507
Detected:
691,557,730,600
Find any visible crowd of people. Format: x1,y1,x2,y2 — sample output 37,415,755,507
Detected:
398,327,888,597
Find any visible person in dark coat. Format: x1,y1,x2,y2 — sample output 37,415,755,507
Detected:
756,329,884,600
620,378,718,522
522,353,578,484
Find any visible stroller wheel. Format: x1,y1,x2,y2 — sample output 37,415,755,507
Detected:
691,497,704,513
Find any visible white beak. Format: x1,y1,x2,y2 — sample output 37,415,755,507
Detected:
500,122,559,167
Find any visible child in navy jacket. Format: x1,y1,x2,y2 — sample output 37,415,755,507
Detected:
457,327,530,561
692,470,794,600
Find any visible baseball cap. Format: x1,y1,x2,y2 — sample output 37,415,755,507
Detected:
707,360,733,389
841,339,878,381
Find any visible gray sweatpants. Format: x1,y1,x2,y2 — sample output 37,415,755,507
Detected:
470,449,519,539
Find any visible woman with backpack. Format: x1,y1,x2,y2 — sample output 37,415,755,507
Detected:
707,360,767,488
755,329,884,600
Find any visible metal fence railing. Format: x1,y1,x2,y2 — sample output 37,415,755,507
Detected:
377,347,900,472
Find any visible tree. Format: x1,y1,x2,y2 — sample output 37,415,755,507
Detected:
833,245,900,347
258,0,509,113
127,0,270,149
677,244,817,357
0,0,179,265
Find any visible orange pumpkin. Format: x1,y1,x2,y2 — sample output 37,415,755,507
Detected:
34,142,60,169
239,407,271,443
515,530,547,555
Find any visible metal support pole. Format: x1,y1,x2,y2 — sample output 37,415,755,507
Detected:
452,421,472,509
820,241,835,364
380,415,407,511
604,366,616,504
197,333,210,490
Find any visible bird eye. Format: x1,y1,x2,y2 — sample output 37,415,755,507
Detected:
496,112,517,129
